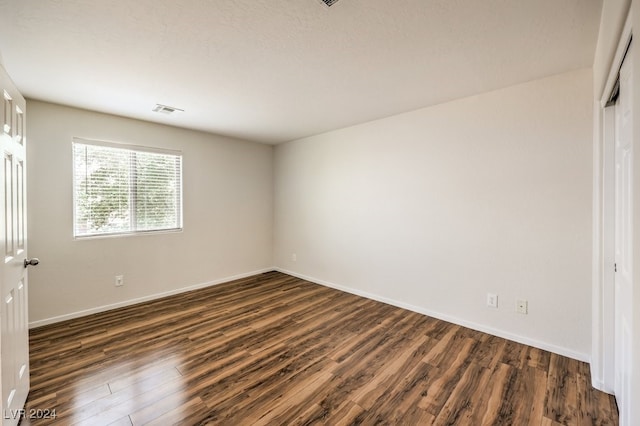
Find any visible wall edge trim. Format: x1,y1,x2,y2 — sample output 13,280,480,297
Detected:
275,267,591,363
28,267,275,329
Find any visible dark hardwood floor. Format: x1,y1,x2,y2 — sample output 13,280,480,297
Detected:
23,271,617,425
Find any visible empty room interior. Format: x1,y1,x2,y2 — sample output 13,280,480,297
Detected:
0,0,638,424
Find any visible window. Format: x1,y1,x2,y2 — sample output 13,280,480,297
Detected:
73,139,182,238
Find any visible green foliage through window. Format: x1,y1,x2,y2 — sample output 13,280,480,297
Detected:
73,140,182,237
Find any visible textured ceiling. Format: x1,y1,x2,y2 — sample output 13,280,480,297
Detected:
0,0,602,144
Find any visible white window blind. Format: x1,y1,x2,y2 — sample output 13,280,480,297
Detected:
73,139,182,238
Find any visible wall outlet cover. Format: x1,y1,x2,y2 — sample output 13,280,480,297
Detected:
487,293,498,308
516,300,528,314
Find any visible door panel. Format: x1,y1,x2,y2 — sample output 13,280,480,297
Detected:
614,46,633,425
0,64,29,426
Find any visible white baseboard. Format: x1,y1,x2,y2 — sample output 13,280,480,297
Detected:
28,267,275,329
275,267,590,363
591,376,615,394
31,266,591,364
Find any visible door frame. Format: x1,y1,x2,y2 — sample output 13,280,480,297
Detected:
592,12,632,393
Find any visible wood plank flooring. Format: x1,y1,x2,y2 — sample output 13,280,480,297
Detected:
22,271,618,425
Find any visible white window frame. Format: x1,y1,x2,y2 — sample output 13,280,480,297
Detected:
72,137,183,239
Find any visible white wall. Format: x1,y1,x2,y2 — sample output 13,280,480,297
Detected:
630,2,640,420
274,69,594,359
27,101,273,325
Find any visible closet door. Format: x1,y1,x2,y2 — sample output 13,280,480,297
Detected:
613,45,633,425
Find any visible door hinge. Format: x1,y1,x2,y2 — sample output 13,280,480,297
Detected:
615,263,617,273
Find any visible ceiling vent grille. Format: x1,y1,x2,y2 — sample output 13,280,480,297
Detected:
152,104,184,115
318,0,341,7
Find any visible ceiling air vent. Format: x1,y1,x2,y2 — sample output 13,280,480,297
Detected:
152,104,184,115
317,0,341,7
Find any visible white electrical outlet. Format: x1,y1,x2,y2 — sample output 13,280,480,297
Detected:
291,253,297,262
487,293,498,308
516,300,528,314
115,275,124,287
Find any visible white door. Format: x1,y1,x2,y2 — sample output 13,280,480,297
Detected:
614,46,633,425
0,65,30,426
